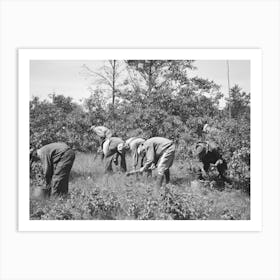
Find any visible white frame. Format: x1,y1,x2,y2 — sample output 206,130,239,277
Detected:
19,48,262,232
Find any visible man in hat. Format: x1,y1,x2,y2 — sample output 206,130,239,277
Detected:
103,137,127,173
124,137,146,171
195,141,229,182
202,123,221,141
30,142,75,198
137,137,175,188
90,125,113,159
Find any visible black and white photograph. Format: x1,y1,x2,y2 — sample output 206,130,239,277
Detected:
26,52,253,223
2,0,280,279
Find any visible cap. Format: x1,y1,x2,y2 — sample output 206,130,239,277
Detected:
195,143,205,156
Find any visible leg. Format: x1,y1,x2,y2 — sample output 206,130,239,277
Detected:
156,145,175,186
217,162,231,183
120,152,127,172
52,150,75,196
113,152,119,166
100,151,105,160
164,169,170,184
140,155,145,168
156,174,164,188
104,153,115,173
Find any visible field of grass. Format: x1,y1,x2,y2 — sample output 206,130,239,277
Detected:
30,152,250,220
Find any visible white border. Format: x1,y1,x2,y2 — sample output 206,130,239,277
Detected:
18,49,262,231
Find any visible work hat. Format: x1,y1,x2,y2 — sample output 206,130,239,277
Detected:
117,143,125,153
194,143,206,157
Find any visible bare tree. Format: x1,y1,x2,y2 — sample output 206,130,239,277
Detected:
81,60,124,105
81,60,125,129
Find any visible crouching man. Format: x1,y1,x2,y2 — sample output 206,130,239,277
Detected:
137,137,175,188
103,137,127,173
195,141,230,183
30,142,75,198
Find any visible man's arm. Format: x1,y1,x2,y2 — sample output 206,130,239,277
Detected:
140,144,154,172
197,162,208,178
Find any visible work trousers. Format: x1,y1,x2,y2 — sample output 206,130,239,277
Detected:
104,150,126,173
47,149,75,196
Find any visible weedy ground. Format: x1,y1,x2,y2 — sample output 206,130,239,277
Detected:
30,152,250,220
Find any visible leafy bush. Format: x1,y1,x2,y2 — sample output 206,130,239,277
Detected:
228,147,250,193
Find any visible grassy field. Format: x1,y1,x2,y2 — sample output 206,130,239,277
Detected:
30,152,250,220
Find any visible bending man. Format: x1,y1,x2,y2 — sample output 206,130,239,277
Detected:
103,137,127,173
90,125,113,158
137,137,175,188
125,137,146,171
30,142,75,198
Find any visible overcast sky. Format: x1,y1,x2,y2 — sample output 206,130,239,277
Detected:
30,60,250,102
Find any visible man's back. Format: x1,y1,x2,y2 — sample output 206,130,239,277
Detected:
196,142,221,165
127,137,145,150
39,142,70,162
144,137,173,156
108,137,124,150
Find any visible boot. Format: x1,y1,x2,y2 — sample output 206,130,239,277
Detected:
156,174,164,189
42,188,51,199
164,170,170,184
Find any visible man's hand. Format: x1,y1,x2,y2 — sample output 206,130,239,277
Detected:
149,163,156,170
139,167,145,173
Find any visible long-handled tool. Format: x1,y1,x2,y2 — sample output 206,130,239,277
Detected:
126,169,143,176
126,164,156,177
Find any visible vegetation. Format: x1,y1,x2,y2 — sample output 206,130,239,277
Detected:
30,153,250,220
30,60,250,220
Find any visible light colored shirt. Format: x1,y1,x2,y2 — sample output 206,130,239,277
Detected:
126,137,145,151
142,137,174,170
125,137,145,169
103,137,124,156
